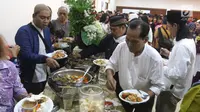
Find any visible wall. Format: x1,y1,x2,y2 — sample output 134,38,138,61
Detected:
0,0,64,45
95,0,116,12
115,0,200,11
108,0,116,11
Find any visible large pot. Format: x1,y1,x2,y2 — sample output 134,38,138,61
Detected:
48,69,93,97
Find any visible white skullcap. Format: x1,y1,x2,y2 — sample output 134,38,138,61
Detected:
129,13,138,21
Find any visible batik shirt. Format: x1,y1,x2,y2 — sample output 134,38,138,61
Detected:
0,60,27,112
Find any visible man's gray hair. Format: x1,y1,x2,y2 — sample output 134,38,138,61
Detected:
58,6,68,13
33,4,50,17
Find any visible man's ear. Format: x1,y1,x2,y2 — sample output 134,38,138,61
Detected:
173,23,178,28
144,37,148,43
57,11,59,16
32,14,35,18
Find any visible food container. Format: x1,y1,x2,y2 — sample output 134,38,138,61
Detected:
50,69,92,87
79,85,104,112
48,69,93,98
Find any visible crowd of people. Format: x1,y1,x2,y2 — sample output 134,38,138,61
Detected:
0,3,200,112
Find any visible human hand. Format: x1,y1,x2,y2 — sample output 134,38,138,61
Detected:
46,57,60,68
160,48,170,57
147,90,155,97
106,70,116,91
8,45,20,57
63,37,74,43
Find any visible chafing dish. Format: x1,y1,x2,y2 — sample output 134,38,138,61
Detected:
48,69,93,97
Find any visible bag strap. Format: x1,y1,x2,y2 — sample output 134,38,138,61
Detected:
158,27,163,39
161,26,170,39
28,23,50,51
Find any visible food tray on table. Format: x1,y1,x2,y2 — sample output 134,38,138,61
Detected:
49,69,93,87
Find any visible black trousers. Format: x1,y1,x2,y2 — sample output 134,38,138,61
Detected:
114,74,155,112
22,81,47,94
192,72,200,84
156,91,180,112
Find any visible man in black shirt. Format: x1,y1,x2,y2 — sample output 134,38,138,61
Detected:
77,15,128,59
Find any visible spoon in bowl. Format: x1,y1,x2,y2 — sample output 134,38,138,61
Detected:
76,66,92,86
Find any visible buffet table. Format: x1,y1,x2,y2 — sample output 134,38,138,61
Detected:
43,83,125,112
43,57,126,112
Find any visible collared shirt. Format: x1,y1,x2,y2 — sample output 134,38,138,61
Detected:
0,60,27,112
106,42,164,95
113,35,126,43
163,38,196,99
31,22,47,83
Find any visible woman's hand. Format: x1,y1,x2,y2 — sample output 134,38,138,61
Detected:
8,45,20,57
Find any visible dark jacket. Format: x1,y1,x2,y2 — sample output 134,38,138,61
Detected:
15,23,53,82
80,34,121,59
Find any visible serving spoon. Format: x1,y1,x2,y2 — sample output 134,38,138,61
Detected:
75,66,92,86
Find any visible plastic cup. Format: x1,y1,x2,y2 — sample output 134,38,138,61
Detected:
62,93,74,110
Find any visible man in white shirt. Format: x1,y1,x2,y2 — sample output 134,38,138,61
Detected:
156,11,196,112
106,19,164,112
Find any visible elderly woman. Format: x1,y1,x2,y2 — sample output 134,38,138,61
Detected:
51,6,70,38
0,35,28,112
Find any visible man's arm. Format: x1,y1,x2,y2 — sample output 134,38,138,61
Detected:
105,43,122,90
149,59,165,96
15,28,48,63
79,35,111,58
79,45,101,58
164,45,191,81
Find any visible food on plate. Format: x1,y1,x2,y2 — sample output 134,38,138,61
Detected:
52,51,65,59
62,37,74,42
22,100,37,109
53,43,60,48
53,74,89,84
22,96,48,112
53,43,69,48
94,59,106,66
36,97,47,104
121,93,131,99
121,92,143,102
